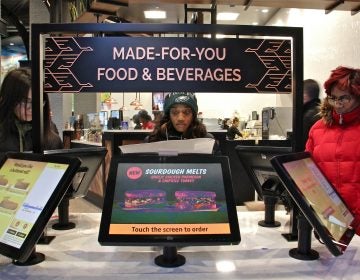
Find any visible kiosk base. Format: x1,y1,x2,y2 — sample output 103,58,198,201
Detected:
258,220,281,227
13,247,45,266
52,222,76,230
289,248,319,261
154,246,186,268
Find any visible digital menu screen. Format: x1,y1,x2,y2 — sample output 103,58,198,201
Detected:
282,157,354,242
109,162,231,236
0,158,69,249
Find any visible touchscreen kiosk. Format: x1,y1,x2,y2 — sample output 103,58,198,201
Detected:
235,145,297,238
99,154,240,267
0,152,80,265
235,145,292,199
44,147,107,230
271,152,355,257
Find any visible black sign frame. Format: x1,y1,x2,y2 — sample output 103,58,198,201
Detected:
31,23,303,153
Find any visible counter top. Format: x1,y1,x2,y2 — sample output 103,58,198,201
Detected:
71,140,102,146
102,129,227,133
1,210,359,280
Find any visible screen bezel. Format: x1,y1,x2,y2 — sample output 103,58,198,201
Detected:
0,152,81,262
270,152,355,256
43,147,107,198
235,145,292,199
98,154,240,247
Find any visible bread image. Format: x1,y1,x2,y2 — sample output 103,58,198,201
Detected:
14,179,30,190
0,175,8,186
0,197,18,210
175,190,217,210
124,189,166,208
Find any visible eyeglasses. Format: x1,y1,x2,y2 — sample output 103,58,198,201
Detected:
327,95,352,105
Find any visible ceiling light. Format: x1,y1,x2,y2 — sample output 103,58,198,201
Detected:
262,9,269,13
216,34,226,39
144,10,167,19
217,12,239,21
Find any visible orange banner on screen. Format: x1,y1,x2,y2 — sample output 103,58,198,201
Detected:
109,223,230,235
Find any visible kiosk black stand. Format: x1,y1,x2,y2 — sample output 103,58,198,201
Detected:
52,189,76,230
289,213,319,260
155,246,186,268
258,177,282,227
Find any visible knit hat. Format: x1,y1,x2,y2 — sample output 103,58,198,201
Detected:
163,92,198,115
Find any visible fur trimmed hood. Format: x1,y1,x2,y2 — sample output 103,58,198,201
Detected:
319,98,334,126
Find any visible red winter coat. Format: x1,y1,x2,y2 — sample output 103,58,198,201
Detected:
306,102,360,235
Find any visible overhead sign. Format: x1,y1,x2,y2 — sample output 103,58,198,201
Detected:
44,37,292,93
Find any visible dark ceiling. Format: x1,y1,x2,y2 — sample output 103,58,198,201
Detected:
1,0,29,56
1,0,360,58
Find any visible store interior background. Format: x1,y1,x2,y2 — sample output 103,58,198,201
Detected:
1,1,360,136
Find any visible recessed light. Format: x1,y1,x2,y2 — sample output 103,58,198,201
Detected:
217,12,239,21
144,10,167,19
262,9,269,13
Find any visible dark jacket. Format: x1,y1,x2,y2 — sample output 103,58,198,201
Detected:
227,125,242,140
0,120,63,152
302,98,321,150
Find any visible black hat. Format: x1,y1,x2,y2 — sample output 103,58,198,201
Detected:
163,92,198,115
138,109,149,118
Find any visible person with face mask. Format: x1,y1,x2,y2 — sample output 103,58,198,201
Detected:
0,67,63,152
306,66,360,236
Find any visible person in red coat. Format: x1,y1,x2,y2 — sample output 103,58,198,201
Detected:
306,66,360,235
138,109,155,130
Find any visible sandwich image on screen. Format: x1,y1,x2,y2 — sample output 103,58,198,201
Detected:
111,163,228,234
99,155,240,246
